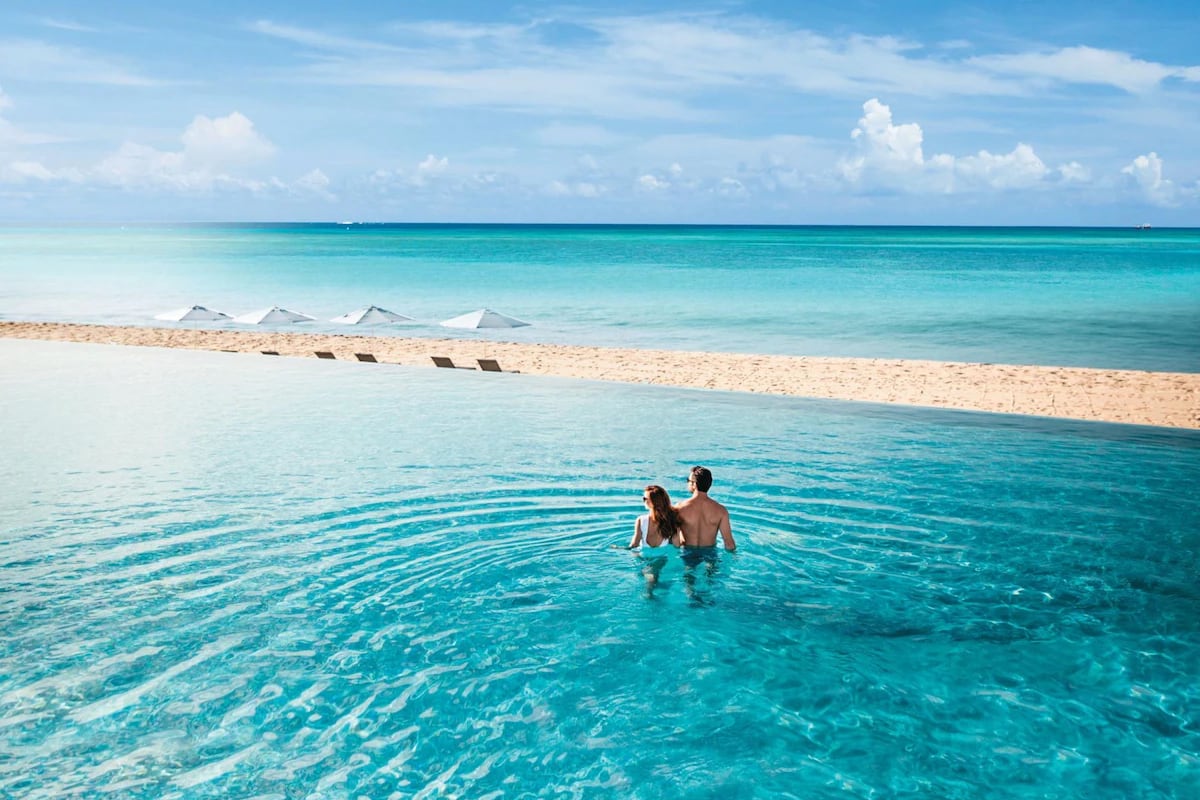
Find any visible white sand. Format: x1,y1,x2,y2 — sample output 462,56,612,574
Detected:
4,322,1197,430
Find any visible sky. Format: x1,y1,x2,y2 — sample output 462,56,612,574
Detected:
0,0,1197,224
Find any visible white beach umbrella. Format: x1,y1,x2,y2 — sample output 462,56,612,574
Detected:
232,306,316,324
330,305,415,325
440,308,531,329
154,305,230,322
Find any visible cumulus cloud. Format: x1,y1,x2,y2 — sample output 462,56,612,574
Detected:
178,112,276,167
636,173,669,191
293,168,334,199
716,177,748,198
368,154,519,199
954,144,1048,189
838,98,1080,194
1058,162,1090,183
92,112,276,191
2,110,328,196
840,98,928,182
416,154,448,176
1121,152,1180,206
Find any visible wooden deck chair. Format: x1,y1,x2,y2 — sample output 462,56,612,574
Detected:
355,353,378,363
431,356,474,369
261,350,280,356
477,359,520,373
315,351,336,359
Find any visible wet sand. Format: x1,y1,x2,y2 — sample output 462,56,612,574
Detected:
3,321,1197,429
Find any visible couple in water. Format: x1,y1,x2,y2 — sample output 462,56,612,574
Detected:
627,466,736,598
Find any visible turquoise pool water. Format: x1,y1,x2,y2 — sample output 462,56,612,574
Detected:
1,340,1197,797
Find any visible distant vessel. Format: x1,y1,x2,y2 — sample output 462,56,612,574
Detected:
1135,223,1152,230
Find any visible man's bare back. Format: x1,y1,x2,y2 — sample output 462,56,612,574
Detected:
676,466,736,551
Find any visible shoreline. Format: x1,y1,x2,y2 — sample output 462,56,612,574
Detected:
3,321,1197,430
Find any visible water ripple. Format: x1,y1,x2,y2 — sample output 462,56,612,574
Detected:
3,349,1198,797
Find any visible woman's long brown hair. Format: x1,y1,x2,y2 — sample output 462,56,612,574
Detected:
644,485,681,545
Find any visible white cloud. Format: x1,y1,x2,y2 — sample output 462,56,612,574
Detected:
716,177,748,198
0,39,164,86
0,160,83,183
838,98,1079,194
246,20,397,53
1058,161,1090,183
636,173,669,191
293,168,334,199
416,154,448,175
2,110,327,197
400,154,450,188
248,15,1021,122
972,46,1200,94
40,18,101,34
847,98,926,169
954,144,1048,189
92,112,276,191
179,112,276,167
1122,152,1179,205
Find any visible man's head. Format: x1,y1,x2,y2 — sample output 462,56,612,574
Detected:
688,466,713,493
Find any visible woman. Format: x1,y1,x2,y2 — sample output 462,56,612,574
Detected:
628,484,683,550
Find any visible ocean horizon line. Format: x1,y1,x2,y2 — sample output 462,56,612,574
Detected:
0,220,1193,231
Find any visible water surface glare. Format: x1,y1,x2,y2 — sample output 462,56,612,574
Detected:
1,340,1197,798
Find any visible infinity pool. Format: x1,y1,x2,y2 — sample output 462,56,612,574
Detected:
1,340,1197,798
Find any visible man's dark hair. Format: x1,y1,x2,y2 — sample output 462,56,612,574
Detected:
690,466,713,493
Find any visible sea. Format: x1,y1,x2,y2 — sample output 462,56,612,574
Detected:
1,225,1198,798
0,224,1197,370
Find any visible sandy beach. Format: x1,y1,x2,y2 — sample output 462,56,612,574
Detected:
3,321,1197,430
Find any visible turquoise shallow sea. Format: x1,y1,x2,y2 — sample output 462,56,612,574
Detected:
1,226,1198,797
1,224,1198,369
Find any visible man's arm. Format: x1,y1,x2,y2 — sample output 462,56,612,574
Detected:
719,507,736,552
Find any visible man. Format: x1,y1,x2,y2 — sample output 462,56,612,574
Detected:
675,466,736,552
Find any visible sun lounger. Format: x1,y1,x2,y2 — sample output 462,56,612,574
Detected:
355,353,378,363
315,351,336,359
431,356,474,369
261,350,280,356
477,359,520,373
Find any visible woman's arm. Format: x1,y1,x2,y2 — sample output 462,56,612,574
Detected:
628,517,643,549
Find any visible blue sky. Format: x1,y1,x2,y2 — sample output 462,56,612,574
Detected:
0,1,1197,224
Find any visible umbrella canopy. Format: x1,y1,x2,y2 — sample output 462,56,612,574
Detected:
330,305,415,325
440,308,531,329
232,306,316,324
154,305,230,322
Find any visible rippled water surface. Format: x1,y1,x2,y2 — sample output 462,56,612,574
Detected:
1,340,1198,798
